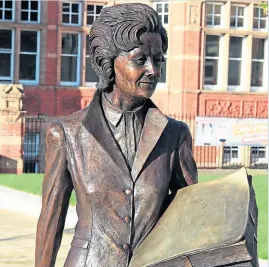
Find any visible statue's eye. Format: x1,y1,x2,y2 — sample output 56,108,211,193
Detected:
134,57,147,64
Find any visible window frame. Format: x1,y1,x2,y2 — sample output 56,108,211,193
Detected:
227,36,246,92
0,28,14,83
86,4,103,26
205,2,224,28
19,30,40,85
204,34,223,90
153,2,169,26
20,0,41,24
223,146,241,165
253,6,268,31
251,38,267,92
250,146,268,165
0,0,15,21
60,32,81,86
230,4,246,29
62,1,82,26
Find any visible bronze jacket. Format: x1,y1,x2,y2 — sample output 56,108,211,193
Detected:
35,90,198,267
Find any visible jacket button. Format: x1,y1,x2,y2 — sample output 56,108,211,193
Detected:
124,215,131,223
123,243,129,250
125,189,132,195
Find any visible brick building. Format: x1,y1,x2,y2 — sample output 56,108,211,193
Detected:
0,0,267,173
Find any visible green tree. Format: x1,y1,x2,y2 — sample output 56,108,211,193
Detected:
260,1,268,16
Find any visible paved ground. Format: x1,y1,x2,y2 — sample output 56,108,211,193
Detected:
0,209,74,267
0,185,78,227
0,185,268,267
0,185,77,267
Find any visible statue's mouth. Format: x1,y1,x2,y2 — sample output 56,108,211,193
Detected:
139,80,156,85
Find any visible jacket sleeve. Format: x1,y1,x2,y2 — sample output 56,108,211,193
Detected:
170,122,198,193
35,121,73,267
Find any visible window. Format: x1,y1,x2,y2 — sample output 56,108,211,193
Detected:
223,146,240,165
85,35,98,84
62,2,81,25
19,30,40,84
204,35,220,86
230,5,245,28
0,29,14,82
154,2,169,25
253,6,267,30
205,3,222,26
21,0,40,23
87,4,103,25
228,37,243,88
251,146,268,166
251,38,265,89
61,33,80,85
0,0,14,21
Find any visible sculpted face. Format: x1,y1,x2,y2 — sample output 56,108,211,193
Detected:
113,32,164,100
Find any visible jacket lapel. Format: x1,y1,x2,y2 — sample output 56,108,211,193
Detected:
131,101,168,181
82,90,131,178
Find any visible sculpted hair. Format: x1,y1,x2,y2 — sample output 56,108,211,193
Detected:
88,3,168,91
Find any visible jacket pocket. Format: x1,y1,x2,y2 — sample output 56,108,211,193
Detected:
64,237,90,267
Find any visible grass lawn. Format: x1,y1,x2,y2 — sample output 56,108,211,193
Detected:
0,170,267,259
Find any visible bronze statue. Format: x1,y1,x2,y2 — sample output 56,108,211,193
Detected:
35,3,197,267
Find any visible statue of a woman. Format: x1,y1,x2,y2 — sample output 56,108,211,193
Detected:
35,3,197,267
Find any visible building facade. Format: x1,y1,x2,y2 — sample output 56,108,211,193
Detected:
0,0,268,173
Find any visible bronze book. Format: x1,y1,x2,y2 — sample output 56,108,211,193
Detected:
129,168,258,267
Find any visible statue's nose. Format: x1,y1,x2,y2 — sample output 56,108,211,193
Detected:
145,58,158,77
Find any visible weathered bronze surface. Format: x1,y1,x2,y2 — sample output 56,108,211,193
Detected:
129,168,259,267
35,3,197,267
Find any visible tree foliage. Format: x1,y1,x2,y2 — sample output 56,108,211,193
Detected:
260,1,268,16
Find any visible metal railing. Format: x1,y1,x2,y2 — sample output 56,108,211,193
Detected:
167,113,268,169
22,115,267,172
23,117,45,173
